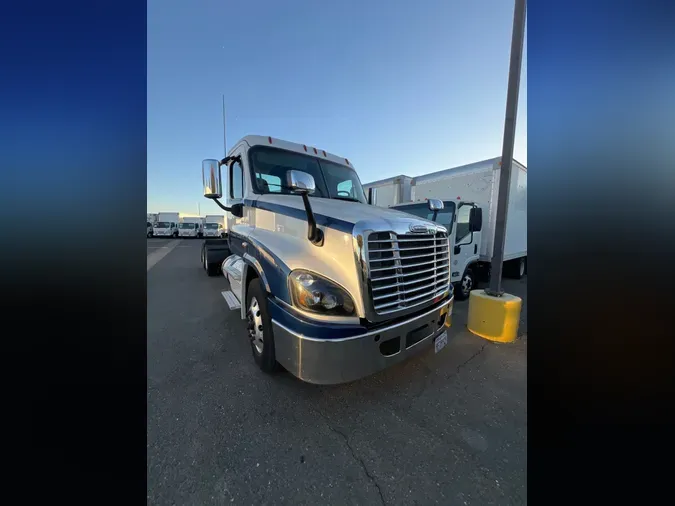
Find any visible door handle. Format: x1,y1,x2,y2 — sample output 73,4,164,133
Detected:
474,244,477,254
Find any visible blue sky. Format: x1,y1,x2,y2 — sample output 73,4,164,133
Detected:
148,0,527,215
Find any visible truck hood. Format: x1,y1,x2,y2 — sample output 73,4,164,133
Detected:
254,195,443,232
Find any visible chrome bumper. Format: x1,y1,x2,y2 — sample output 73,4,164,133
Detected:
272,297,453,385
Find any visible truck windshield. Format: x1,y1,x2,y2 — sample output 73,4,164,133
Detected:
155,222,171,228
179,223,196,229
204,223,219,229
391,202,456,230
249,146,367,204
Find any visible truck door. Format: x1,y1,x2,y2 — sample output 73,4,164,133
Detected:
226,147,247,256
452,203,481,283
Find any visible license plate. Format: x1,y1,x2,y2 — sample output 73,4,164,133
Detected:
434,331,448,353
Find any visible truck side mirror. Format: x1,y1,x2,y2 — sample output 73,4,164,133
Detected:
427,199,444,211
427,198,443,220
202,159,222,199
288,170,316,194
230,203,244,218
367,187,374,205
287,170,323,246
469,207,483,232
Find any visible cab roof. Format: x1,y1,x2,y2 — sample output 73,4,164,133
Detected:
234,135,355,169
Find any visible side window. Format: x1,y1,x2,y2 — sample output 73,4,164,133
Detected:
455,205,471,243
230,160,244,199
432,209,454,229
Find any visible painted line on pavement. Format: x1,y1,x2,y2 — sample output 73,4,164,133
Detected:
147,239,182,271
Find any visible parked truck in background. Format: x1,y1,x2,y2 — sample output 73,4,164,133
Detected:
203,215,226,238
363,175,413,208
387,157,527,300
154,212,180,238
200,135,454,384
179,216,204,238
147,213,158,237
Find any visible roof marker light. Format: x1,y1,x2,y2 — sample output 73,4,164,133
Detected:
345,158,350,165
322,150,327,157
268,136,273,144
313,147,318,154
303,145,307,152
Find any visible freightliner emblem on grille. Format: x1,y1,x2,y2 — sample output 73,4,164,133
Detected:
409,224,434,234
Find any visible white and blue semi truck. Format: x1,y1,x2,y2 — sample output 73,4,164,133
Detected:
200,135,455,385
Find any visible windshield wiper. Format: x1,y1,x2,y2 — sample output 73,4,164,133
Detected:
332,196,362,202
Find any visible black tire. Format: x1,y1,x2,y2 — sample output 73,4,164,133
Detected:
507,257,526,280
200,244,207,271
246,278,279,374
455,267,475,301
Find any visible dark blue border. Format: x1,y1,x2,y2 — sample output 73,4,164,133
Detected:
244,199,354,234
231,230,293,302
267,297,366,340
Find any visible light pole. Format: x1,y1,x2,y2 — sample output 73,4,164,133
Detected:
485,0,527,297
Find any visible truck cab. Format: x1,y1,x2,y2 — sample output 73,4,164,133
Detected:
200,135,454,384
203,222,225,238
154,221,178,238
179,219,203,238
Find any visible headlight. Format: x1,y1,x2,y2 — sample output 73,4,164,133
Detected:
289,270,356,317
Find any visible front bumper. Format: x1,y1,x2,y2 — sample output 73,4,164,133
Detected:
272,296,453,385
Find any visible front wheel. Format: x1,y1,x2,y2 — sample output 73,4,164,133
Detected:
455,267,475,301
246,278,279,374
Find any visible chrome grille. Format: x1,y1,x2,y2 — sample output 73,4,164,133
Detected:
367,231,450,315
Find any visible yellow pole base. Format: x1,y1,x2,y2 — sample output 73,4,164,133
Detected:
467,289,522,343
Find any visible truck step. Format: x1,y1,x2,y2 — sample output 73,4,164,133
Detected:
221,290,241,311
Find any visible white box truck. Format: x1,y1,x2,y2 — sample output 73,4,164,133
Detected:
203,215,226,238
154,212,180,238
390,157,527,300
146,213,158,237
363,175,413,208
179,216,204,238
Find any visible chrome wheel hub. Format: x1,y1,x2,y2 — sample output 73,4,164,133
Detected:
461,275,472,294
247,297,264,354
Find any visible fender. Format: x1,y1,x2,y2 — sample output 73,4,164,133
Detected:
240,253,271,320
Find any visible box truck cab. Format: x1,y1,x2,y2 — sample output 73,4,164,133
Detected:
154,212,180,238
390,158,527,300
200,135,454,384
179,216,203,238
203,215,226,238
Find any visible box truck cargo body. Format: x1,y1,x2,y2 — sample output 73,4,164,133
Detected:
411,158,527,263
363,175,413,208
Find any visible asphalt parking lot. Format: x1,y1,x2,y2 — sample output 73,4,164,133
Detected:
147,238,527,506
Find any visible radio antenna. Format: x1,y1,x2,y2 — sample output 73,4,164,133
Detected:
223,94,227,157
